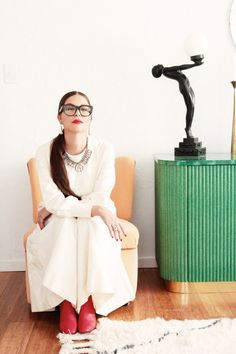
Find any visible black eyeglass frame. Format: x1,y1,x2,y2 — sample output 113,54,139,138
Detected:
59,103,93,117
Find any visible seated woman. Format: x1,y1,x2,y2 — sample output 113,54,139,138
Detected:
27,91,135,334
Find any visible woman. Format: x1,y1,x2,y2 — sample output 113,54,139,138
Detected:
27,91,135,334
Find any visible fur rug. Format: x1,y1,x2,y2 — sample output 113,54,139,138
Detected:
57,317,236,354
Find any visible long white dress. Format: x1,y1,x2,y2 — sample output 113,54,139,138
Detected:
27,136,135,315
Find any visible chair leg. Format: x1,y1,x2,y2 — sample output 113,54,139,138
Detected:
24,253,31,304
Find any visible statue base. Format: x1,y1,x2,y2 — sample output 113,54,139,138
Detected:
175,137,206,156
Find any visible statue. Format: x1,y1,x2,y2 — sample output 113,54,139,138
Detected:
152,56,206,156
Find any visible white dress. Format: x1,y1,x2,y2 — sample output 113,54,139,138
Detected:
27,136,135,315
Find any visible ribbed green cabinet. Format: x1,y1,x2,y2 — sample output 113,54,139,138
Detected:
155,155,236,283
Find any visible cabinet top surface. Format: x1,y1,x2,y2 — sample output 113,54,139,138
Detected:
154,153,236,166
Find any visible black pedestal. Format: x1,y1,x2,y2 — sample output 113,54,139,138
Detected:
175,137,206,156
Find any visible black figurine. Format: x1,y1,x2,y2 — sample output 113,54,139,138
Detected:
152,55,206,156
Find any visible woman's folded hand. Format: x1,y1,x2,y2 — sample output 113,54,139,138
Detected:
38,207,52,230
91,205,126,241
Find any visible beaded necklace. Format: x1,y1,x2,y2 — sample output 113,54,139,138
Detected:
63,138,92,172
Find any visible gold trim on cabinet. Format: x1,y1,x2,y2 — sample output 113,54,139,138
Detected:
164,280,236,293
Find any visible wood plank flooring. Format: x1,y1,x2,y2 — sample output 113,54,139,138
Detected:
0,269,236,353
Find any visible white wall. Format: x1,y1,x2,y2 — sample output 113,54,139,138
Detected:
0,0,235,270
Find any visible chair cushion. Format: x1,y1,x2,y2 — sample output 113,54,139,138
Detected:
120,219,139,249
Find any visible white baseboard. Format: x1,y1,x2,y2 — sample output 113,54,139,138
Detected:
138,256,157,268
0,259,25,271
0,257,157,271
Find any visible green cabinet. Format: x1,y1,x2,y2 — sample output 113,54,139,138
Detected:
155,154,236,282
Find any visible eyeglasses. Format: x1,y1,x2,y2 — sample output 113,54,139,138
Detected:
59,104,93,117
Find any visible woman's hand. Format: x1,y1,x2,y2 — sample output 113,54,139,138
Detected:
38,207,52,230
91,205,127,241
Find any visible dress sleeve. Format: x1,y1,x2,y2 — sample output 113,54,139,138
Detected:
36,144,93,218
81,142,116,209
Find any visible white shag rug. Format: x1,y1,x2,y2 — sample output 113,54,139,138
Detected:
57,317,236,354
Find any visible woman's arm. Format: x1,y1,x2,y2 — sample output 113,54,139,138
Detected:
82,142,126,241
91,204,126,241
36,143,93,218
82,142,116,207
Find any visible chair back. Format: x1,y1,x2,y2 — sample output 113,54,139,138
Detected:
27,158,42,224
111,157,135,221
27,156,135,223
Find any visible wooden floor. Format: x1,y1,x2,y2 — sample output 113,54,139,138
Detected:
0,268,236,353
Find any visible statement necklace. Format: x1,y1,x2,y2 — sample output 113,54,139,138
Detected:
63,139,92,172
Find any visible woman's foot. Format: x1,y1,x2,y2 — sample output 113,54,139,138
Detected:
59,300,77,334
78,296,97,333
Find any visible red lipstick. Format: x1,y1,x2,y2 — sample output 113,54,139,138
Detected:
72,119,83,124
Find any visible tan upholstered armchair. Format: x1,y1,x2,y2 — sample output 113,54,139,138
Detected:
23,157,139,303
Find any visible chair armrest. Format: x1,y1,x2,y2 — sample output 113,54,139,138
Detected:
23,224,37,251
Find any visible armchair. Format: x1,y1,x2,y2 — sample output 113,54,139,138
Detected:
23,157,139,304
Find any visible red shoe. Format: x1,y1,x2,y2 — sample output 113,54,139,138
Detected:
78,296,97,333
59,300,77,334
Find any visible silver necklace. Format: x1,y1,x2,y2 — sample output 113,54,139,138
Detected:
63,140,92,172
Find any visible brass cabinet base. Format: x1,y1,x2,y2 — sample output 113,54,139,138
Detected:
165,280,236,293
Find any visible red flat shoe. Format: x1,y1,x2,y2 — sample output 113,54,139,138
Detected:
59,300,77,334
78,296,97,333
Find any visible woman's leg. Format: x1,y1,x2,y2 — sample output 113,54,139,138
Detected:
75,217,134,317
27,217,78,312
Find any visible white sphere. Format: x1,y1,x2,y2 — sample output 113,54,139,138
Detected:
184,33,208,57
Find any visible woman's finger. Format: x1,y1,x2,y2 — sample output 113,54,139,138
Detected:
107,224,115,238
38,220,44,230
112,224,121,241
118,222,127,238
115,224,124,241
112,223,125,241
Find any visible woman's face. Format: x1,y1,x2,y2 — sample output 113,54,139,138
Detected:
58,94,92,134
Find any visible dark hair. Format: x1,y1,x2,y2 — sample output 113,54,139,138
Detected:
50,91,91,199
